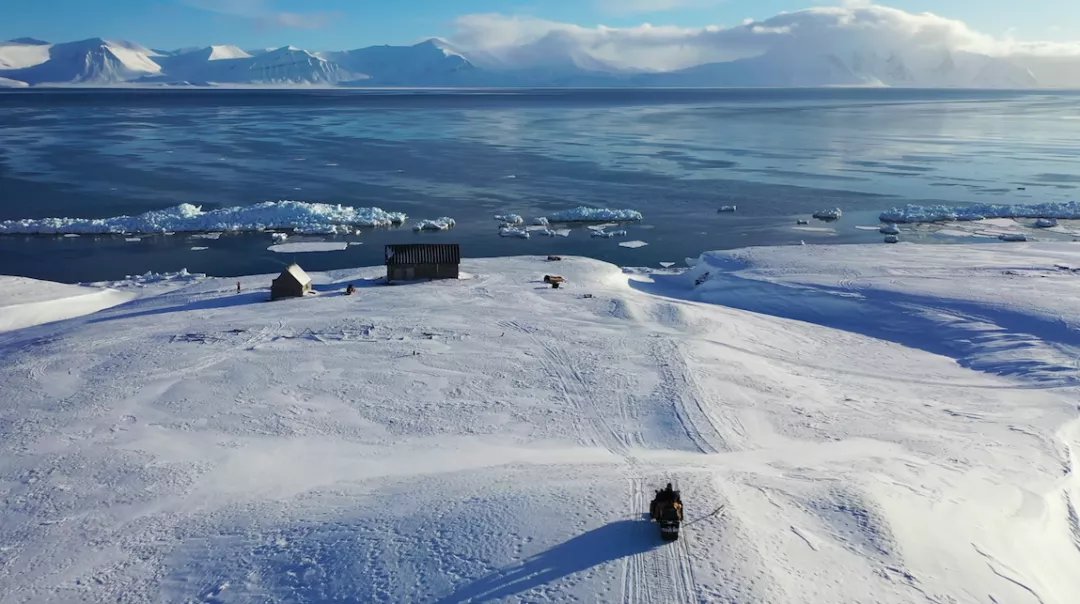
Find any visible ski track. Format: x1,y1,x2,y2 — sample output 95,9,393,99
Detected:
650,338,726,454
501,316,713,603
622,478,698,604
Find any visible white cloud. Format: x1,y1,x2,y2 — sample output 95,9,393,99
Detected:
182,0,335,30
450,3,1080,73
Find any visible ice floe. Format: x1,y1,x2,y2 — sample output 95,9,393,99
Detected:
494,214,524,226
267,242,350,253
619,240,648,248
0,201,408,235
545,207,643,223
498,227,530,239
717,205,737,213
413,217,456,232
880,201,1080,224
812,208,843,221
590,229,627,239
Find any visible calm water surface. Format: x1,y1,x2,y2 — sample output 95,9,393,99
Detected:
1,88,1078,282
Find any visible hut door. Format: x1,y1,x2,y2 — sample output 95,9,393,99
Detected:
405,267,415,280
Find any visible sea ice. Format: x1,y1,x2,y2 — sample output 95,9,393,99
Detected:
0,201,409,235
619,240,648,248
812,208,843,221
413,217,456,232
546,207,643,222
498,227,530,239
718,205,737,213
591,230,627,238
880,201,1080,223
268,242,350,253
494,214,524,226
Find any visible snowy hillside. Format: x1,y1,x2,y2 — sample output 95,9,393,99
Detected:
0,38,162,85
150,45,352,86
1,243,1077,602
320,39,479,86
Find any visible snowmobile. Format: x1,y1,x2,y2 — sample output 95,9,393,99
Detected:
649,483,684,541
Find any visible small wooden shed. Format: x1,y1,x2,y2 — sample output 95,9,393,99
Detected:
385,244,460,283
271,263,312,300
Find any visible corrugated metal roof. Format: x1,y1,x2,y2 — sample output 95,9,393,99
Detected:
281,263,312,285
385,244,460,265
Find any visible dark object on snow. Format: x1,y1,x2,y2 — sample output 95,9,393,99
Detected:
385,244,460,284
552,282,560,289
271,264,312,301
649,483,684,541
547,255,563,261
543,275,565,284
796,219,809,225
345,283,356,296
582,293,594,299
236,281,241,294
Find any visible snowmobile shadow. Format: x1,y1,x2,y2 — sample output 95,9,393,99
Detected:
435,519,660,603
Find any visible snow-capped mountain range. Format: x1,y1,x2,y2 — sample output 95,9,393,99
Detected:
0,35,1070,89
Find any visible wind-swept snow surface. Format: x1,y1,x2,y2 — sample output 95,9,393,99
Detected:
0,244,1077,603
0,276,135,333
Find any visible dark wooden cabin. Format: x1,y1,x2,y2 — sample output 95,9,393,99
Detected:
385,244,460,283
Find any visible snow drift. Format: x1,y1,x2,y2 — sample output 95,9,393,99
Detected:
0,276,135,333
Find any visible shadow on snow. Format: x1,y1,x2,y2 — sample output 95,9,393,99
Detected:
632,271,1080,387
435,519,661,603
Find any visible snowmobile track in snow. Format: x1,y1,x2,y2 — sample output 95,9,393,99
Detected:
622,477,698,604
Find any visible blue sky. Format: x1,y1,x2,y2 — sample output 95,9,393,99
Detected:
2,0,1076,50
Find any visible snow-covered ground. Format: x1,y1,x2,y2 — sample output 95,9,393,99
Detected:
0,276,135,333
0,243,1077,603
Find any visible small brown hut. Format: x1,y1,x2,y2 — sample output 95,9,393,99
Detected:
385,244,460,283
271,264,313,300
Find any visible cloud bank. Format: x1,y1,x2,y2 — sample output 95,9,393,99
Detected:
450,4,1080,73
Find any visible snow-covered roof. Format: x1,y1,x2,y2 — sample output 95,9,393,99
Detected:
281,263,312,286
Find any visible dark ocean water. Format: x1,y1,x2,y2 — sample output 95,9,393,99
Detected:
1,88,1079,282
